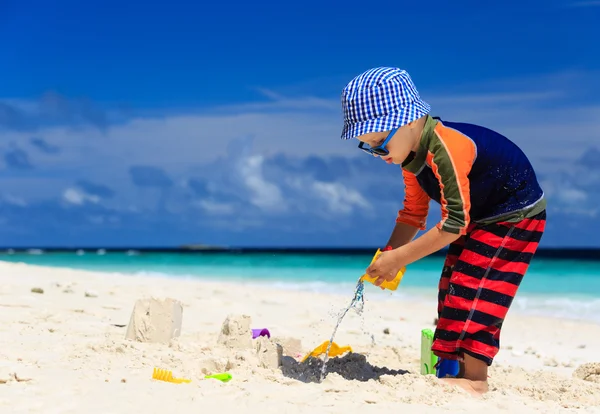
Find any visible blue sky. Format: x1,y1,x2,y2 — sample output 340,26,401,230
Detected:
0,0,599,247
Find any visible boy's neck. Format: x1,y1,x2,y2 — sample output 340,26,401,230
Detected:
411,115,428,151
402,115,437,171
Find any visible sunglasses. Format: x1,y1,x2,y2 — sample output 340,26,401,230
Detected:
357,128,398,156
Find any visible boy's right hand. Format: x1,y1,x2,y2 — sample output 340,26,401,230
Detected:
366,247,402,287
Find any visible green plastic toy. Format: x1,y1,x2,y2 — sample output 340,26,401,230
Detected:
420,328,438,375
204,373,232,382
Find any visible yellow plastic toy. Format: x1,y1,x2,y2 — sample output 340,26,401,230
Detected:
301,341,353,362
360,248,405,291
152,367,192,384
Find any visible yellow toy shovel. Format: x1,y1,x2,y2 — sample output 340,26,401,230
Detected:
301,341,353,362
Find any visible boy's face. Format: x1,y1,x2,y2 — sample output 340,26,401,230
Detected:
356,123,419,165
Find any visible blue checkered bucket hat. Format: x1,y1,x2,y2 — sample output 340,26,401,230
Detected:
340,67,431,140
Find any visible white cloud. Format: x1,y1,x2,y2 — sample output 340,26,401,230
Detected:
0,177,68,202
3,194,27,207
86,215,121,225
429,91,562,106
62,188,100,205
0,69,599,245
555,207,598,218
239,155,286,211
557,188,588,204
195,200,236,215
2,70,597,182
312,181,371,214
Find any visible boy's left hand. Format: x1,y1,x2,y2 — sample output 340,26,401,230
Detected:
366,248,405,287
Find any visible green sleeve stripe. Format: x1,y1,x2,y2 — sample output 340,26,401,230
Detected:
427,132,469,234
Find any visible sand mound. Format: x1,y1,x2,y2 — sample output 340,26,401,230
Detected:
254,335,283,369
125,297,183,343
573,362,600,383
197,314,285,374
217,314,252,349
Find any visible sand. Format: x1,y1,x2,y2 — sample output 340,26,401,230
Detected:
1,260,600,413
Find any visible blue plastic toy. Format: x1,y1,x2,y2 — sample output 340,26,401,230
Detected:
436,358,460,378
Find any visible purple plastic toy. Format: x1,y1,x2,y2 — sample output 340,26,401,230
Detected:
251,328,270,339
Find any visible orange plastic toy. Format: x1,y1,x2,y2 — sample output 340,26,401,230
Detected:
301,341,353,362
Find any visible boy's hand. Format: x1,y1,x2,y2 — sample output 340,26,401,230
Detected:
366,248,405,287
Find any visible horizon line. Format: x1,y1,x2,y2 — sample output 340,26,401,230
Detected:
0,246,599,260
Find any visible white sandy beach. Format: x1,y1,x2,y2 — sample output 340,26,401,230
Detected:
1,260,600,413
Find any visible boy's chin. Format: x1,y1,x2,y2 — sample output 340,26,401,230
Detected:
383,156,402,165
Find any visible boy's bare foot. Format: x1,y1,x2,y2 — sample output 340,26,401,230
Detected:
439,377,489,396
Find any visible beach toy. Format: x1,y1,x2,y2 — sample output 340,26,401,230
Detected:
419,329,460,377
360,248,405,291
301,341,353,362
436,358,460,378
153,367,232,384
152,367,192,384
251,328,270,339
420,328,438,375
204,373,232,382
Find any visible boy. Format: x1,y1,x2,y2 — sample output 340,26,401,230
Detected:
340,67,546,395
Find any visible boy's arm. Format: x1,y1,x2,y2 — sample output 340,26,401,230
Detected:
388,169,430,248
386,222,420,249
427,126,477,236
392,226,460,266
390,126,477,266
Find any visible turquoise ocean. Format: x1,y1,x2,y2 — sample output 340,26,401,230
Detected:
1,250,599,324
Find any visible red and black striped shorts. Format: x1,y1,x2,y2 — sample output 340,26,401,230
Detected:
432,210,546,366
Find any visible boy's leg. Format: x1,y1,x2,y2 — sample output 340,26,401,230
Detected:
432,210,547,390
437,235,467,318
436,235,467,376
